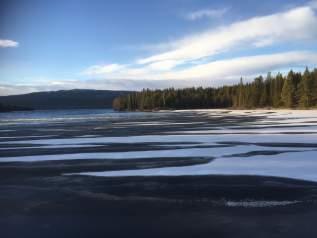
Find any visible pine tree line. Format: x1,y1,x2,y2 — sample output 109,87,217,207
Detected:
112,68,317,111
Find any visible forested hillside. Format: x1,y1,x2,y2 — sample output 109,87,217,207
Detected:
0,89,131,110
113,68,317,111
0,103,33,113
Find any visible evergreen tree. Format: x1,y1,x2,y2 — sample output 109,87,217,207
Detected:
281,76,295,108
298,68,313,108
272,73,284,107
238,77,244,108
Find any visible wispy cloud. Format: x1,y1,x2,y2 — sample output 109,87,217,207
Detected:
82,64,125,75
0,39,19,48
83,51,317,81
186,8,229,21
83,3,317,83
159,51,317,81
138,6,317,66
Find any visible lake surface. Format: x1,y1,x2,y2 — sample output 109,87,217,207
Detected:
3,109,317,238
1,109,317,182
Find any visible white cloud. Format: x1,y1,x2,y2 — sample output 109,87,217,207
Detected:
253,38,275,47
83,51,317,81
147,60,181,71
186,8,229,21
0,84,36,96
0,39,19,48
159,51,317,81
138,6,317,67
82,63,125,75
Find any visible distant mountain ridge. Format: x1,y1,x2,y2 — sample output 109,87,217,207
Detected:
0,89,133,110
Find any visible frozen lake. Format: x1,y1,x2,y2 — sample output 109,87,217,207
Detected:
1,109,317,182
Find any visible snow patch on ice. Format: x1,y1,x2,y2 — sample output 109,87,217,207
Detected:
74,151,317,182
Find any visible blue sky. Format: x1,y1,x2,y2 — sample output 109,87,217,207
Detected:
1,0,317,95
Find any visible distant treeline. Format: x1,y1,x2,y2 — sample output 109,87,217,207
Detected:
113,68,317,111
0,89,132,110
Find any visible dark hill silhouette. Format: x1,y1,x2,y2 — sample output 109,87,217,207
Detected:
0,89,132,110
